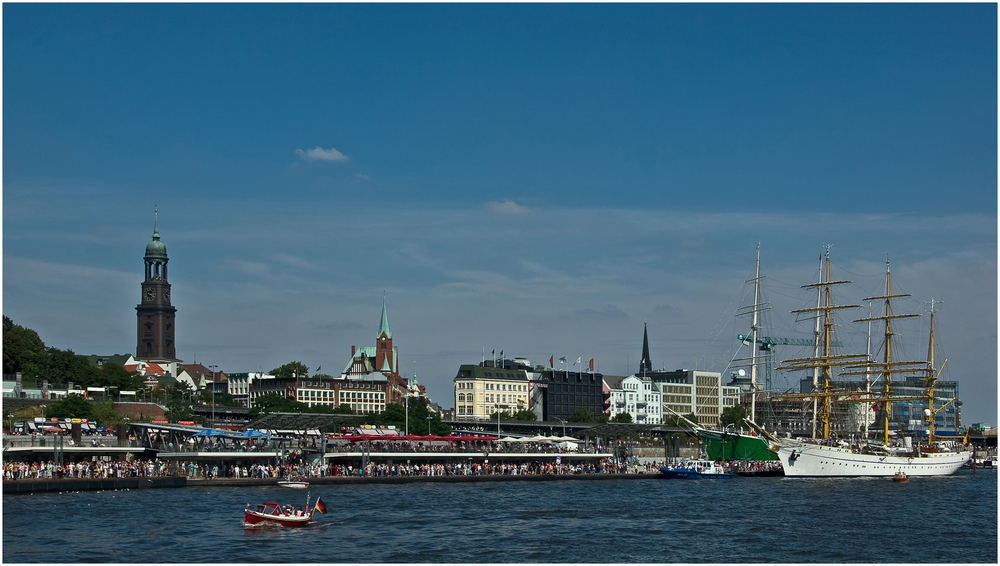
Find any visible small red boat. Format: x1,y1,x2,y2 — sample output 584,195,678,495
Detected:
245,496,323,528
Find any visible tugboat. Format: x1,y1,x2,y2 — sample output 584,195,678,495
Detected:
659,460,733,479
892,471,909,483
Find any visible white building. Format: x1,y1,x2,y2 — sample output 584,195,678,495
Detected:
605,374,663,424
226,372,273,407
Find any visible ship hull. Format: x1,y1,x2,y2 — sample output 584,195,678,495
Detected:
697,429,778,462
777,443,971,477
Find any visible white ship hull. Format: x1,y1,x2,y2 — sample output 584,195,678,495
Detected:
777,443,971,477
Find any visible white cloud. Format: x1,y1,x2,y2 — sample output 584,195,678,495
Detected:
485,199,531,214
273,253,318,271
295,146,349,162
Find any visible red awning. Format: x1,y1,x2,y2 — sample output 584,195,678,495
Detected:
343,434,500,443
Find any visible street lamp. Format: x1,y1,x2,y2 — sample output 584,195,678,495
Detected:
555,417,567,437
426,416,432,435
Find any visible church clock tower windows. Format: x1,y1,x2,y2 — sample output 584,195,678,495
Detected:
135,208,178,362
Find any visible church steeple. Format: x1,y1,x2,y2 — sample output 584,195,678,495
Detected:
378,292,392,339
374,293,395,377
640,322,652,374
136,208,178,362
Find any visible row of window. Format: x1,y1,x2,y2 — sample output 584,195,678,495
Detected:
456,393,525,403
296,390,386,401
456,382,527,391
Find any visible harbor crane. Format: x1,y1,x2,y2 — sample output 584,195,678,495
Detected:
736,334,841,429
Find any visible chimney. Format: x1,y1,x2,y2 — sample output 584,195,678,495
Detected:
351,345,356,356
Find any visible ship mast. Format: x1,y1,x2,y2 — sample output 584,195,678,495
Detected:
810,254,822,438
750,244,761,423
925,299,939,444
852,258,920,445
778,247,864,439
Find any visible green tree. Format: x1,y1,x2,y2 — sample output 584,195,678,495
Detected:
372,398,450,435
165,398,195,422
2,316,46,378
270,361,309,380
330,404,355,415
720,404,748,427
568,407,595,423
31,347,99,388
45,394,93,420
611,412,634,423
511,409,537,421
375,402,406,426
203,390,238,407
94,363,144,393
90,400,123,426
664,412,698,427
250,392,306,417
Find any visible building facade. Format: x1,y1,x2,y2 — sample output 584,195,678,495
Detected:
135,210,178,362
332,373,388,414
648,370,740,427
605,374,663,424
291,377,339,409
453,364,529,419
529,369,606,423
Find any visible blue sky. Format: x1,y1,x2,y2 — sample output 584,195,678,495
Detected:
4,4,996,424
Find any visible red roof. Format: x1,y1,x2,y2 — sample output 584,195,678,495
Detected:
125,362,166,376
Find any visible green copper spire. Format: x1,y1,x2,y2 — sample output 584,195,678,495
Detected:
378,292,392,339
145,206,167,258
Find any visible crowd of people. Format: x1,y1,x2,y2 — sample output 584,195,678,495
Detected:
3,456,661,481
2,459,171,480
327,439,599,455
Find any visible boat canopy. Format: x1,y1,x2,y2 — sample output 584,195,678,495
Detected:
192,428,271,439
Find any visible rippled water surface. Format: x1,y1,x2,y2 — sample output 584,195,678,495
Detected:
4,471,996,563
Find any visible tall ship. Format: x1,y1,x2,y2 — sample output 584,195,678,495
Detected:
763,251,971,477
697,245,778,463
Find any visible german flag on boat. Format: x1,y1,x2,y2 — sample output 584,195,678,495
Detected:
314,497,328,514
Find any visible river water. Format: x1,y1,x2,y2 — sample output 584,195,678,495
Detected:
3,470,996,563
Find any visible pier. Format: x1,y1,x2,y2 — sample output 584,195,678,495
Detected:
3,476,186,494
3,471,656,494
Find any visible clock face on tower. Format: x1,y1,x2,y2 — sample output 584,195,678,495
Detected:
144,288,156,301
163,289,170,301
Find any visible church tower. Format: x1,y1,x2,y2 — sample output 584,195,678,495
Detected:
374,294,394,374
640,322,652,374
135,209,178,361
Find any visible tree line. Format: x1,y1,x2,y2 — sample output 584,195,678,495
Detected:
3,316,145,393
